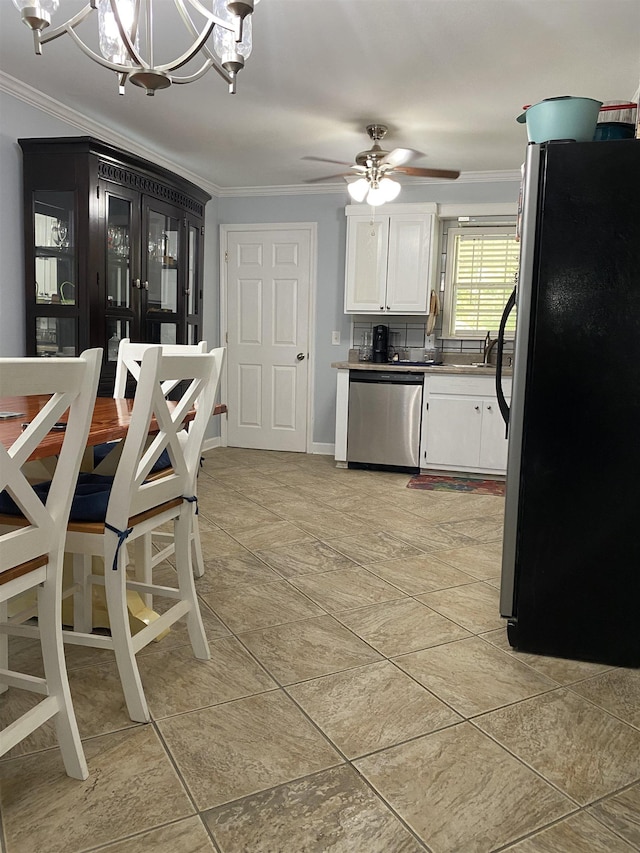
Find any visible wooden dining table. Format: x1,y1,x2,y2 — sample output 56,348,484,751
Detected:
0,395,227,460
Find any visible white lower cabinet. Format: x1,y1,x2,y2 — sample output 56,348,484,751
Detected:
421,375,511,475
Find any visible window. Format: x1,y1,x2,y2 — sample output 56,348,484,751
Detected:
443,226,519,338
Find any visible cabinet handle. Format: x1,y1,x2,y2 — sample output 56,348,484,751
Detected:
133,278,141,289
143,281,149,290
380,305,384,310
474,405,480,411
386,305,390,310
486,405,492,411
184,288,191,296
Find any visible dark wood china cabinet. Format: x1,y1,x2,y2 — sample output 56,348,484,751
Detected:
19,136,210,394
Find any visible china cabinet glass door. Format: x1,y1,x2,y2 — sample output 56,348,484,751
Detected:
105,190,135,361
33,190,78,356
185,221,202,345
144,202,181,345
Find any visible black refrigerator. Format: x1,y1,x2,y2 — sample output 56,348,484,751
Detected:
497,138,640,667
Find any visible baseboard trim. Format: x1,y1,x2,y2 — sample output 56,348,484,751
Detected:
201,437,333,456
202,437,224,453
310,442,334,456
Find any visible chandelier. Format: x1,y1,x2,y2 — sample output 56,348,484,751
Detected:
12,0,258,96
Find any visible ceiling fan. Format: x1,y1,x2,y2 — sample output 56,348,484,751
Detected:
304,124,460,205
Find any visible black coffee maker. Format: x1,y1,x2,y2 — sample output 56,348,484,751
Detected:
372,324,389,363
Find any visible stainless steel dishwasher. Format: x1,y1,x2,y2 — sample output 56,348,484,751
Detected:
347,370,423,472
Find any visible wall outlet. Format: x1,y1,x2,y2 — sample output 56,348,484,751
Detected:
331,331,341,345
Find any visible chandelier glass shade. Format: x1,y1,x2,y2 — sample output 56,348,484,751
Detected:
348,174,402,206
12,0,258,96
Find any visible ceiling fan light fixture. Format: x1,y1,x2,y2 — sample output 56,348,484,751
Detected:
347,177,369,203
365,183,388,206
13,0,258,96
379,177,401,201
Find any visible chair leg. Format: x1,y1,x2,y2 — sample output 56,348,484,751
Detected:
133,534,153,609
38,565,89,780
174,510,210,661
191,513,205,579
104,543,150,723
72,554,93,634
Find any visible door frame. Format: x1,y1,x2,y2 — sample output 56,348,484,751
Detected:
219,222,317,452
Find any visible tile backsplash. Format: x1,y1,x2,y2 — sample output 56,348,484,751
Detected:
350,315,513,363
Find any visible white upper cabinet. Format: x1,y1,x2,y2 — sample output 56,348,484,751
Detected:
344,203,438,314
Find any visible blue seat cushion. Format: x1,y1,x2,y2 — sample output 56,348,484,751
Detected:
0,473,115,523
92,442,171,473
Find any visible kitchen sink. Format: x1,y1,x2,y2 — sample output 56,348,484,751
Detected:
436,362,495,369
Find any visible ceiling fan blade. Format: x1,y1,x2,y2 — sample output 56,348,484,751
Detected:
380,147,423,167
395,166,461,180
302,156,355,167
304,172,355,183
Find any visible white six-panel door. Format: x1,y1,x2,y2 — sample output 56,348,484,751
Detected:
224,226,313,452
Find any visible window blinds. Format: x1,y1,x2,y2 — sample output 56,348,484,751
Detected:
451,228,519,335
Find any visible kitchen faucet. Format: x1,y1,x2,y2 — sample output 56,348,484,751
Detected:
483,331,498,365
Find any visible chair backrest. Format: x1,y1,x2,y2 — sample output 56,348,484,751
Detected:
106,346,224,531
0,350,102,573
113,339,208,398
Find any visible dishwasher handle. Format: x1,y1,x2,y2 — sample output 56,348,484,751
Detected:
349,371,424,385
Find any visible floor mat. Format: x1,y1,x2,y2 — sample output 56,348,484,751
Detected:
407,474,505,496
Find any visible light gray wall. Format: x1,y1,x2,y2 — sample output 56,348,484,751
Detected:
219,180,520,446
0,89,519,447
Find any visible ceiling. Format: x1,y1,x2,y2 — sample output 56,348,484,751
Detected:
1,1,638,193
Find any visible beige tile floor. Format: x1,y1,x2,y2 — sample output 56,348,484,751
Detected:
1,448,640,853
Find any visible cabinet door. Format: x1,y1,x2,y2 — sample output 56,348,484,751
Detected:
143,199,183,345
344,216,389,312
185,217,203,345
31,189,80,357
479,400,509,470
386,214,432,313
103,186,138,363
424,396,483,469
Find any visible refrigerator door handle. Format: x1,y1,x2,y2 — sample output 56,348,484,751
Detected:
496,286,517,431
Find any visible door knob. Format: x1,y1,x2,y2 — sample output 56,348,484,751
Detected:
296,353,305,361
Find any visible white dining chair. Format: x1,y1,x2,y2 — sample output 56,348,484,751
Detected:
60,346,222,723
97,339,212,580
0,349,102,779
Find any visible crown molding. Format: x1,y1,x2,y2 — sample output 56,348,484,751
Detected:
217,170,521,198
1,71,521,199
0,71,222,197
216,183,350,198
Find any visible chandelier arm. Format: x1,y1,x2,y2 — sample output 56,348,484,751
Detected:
169,0,224,74
173,0,235,67
38,4,96,46
152,21,218,73
170,58,233,86
184,0,238,35
172,0,246,75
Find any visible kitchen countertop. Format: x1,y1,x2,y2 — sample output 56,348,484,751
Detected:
331,361,512,376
